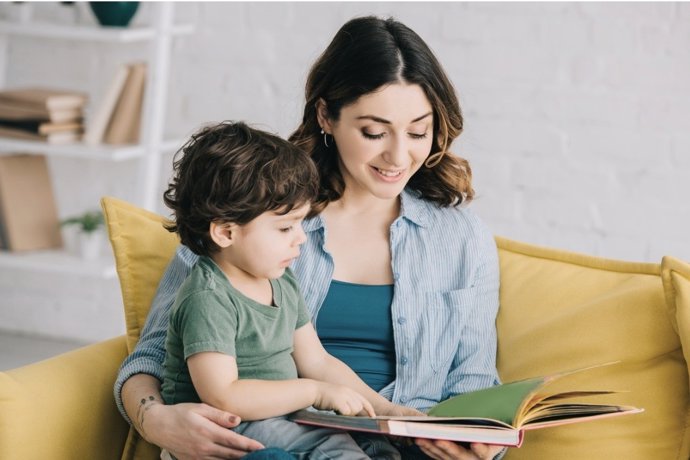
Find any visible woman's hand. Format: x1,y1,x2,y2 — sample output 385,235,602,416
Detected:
415,439,505,460
144,402,265,460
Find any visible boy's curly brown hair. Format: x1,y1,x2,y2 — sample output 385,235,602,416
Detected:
164,121,319,257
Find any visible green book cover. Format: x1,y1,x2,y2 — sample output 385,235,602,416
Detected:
427,377,545,424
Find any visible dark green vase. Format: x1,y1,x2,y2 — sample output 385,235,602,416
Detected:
89,2,140,27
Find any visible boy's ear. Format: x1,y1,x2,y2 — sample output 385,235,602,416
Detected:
209,221,236,248
315,98,332,134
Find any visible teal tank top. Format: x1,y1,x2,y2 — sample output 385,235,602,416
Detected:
315,280,396,391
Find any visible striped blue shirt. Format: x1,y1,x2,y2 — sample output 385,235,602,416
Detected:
114,188,501,422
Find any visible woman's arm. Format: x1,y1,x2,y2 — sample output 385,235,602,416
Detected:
188,351,375,420
292,323,421,416
122,373,264,459
115,246,264,459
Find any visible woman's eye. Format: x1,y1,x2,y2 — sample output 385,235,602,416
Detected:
279,226,292,233
362,131,385,140
409,132,428,139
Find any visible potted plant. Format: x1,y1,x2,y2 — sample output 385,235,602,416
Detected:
60,210,105,260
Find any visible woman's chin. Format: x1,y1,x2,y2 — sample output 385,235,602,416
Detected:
370,184,407,200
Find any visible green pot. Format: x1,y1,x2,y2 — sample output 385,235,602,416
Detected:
89,2,140,27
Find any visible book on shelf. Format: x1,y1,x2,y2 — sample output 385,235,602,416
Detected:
0,125,81,144
103,62,147,145
0,87,86,144
290,363,643,447
0,102,82,124
0,87,87,112
83,64,130,145
0,119,82,136
0,154,62,252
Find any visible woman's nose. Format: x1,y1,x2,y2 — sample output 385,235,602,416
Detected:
383,136,407,167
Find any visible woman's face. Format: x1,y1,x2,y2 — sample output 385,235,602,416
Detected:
325,83,434,201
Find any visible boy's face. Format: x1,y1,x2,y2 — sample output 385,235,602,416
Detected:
222,203,310,280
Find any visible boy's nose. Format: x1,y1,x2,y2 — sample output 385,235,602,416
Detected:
294,226,307,245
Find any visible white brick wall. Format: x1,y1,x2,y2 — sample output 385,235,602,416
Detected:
1,2,688,341
165,2,690,263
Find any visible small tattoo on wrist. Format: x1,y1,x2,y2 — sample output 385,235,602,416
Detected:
135,395,161,439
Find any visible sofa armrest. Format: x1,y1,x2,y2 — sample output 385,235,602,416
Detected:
0,335,130,460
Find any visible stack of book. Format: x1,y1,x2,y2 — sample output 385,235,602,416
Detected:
0,88,88,144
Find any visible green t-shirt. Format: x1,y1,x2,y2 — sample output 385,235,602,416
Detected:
161,257,311,405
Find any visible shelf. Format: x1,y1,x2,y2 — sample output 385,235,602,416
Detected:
0,249,117,279
0,138,184,161
0,21,194,42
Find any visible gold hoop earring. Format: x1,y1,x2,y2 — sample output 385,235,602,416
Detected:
321,129,331,148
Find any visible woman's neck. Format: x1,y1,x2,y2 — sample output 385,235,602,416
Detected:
327,190,401,223
320,190,400,285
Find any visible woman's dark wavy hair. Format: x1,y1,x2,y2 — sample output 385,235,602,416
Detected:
164,121,319,257
289,16,473,214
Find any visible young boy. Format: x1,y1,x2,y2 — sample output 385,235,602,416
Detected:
160,121,415,459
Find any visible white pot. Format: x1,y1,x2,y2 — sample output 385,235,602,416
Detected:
61,225,80,255
77,231,104,261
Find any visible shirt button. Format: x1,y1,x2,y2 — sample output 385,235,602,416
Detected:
401,357,408,365
393,272,400,281
397,317,407,325
400,396,407,404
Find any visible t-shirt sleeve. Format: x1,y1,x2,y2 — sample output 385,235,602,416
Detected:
295,293,311,329
173,290,238,359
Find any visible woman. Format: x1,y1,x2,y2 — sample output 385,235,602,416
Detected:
115,16,504,460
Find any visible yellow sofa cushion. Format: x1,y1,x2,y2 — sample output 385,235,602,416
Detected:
496,237,689,460
102,197,178,460
101,197,179,354
661,255,690,457
0,337,130,460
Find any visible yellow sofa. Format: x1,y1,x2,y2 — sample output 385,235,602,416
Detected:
1,196,689,460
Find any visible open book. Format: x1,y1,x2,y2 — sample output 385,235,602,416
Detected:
290,364,643,447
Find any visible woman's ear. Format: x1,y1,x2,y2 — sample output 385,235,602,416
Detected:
315,98,332,134
210,221,236,248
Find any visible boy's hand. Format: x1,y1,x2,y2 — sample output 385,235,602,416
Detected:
313,382,376,417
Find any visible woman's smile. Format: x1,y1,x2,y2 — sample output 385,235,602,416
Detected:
371,165,406,182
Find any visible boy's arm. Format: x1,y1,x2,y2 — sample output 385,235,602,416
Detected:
292,323,421,417
187,352,375,421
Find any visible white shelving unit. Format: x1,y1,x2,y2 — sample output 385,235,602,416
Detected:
0,137,183,161
0,19,193,42
0,3,192,278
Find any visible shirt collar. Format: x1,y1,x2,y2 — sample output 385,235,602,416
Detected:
302,188,431,233
399,188,431,228
303,213,325,233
